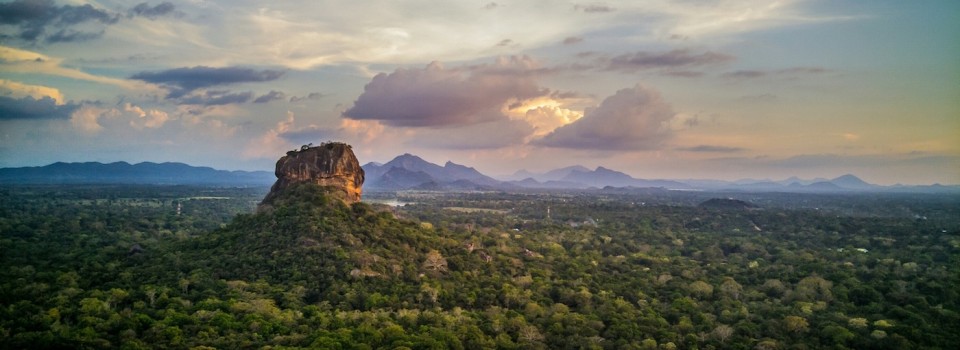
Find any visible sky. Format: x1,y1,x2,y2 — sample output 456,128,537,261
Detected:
0,0,958,185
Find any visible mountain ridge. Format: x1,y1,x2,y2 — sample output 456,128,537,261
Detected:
2,158,955,193
0,161,274,185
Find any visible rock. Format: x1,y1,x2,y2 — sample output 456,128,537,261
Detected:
260,142,365,207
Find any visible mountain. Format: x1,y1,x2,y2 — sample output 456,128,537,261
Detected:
363,154,501,190
829,174,875,190
0,161,273,185
370,167,434,189
677,174,960,193
558,166,689,189
505,165,591,182
561,166,636,187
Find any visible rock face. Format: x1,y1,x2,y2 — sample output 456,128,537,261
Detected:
260,142,364,207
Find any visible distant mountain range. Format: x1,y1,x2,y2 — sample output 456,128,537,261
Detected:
2,156,956,193
0,161,274,186
363,154,957,193
504,166,687,189
362,154,501,190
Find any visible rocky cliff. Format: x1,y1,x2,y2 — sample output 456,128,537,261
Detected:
260,142,364,208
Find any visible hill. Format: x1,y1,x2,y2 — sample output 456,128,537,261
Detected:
0,161,273,186
363,154,500,190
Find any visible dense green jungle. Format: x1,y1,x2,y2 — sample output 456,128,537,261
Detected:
1,184,958,349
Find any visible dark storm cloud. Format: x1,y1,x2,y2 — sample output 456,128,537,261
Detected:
574,4,616,13
177,90,254,106
0,0,118,26
343,58,550,127
677,145,745,153
0,0,178,44
0,0,116,43
0,95,78,120
253,90,287,104
0,0,117,43
130,66,285,98
535,85,675,150
605,49,734,72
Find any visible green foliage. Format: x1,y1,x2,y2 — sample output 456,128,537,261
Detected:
1,185,959,349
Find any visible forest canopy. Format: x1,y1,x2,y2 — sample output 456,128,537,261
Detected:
1,184,958,349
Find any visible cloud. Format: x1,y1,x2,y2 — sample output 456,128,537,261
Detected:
574,4,616,13
738,94,778,102
278,125,329,145
289,92,324,103
336,119,385,144
534,84,675,150
562,36,584,45
0,0,118,43
410,119,535,150
0,79,64,103
723,70,766,78
683,115,700,127
45,29,105,43
129,66,285,98
243,112,298,159
177,90,254,106
129,2,178,20
67,102,170,133
723,67,830,79
677,145,745,153
69,105,106,133
279,118,386,146
0,95,77,120
662,70,705,78
780,67,829,74
0,1,180,43
253,90,286,104
842,133,860,141
122,103,169,129
520,105,583,138
248,112,391,159
604,49,734,72
343,57,550,127
0,46,143,90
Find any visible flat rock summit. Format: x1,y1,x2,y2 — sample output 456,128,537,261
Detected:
260,142,365,207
